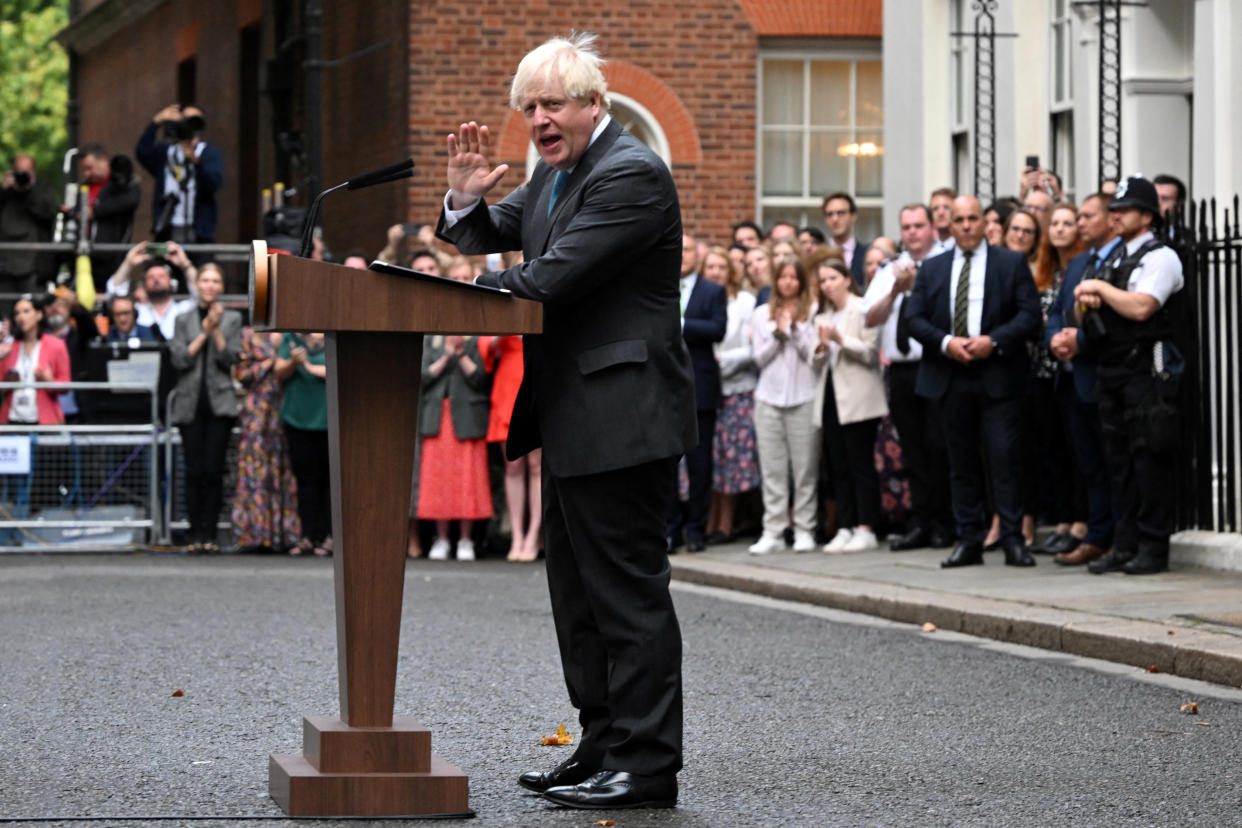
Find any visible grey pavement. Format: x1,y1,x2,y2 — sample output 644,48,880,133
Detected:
671,535,1242,688
2,552,1242,825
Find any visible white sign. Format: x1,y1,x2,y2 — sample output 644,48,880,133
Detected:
0,435,31,475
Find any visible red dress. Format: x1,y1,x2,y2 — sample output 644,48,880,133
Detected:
486,335,524,443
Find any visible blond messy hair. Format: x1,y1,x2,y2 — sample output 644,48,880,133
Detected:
509,31,611,112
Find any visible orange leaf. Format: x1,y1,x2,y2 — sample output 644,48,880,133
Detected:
1146,666,1161,673
594,821,617,827
540,723,574,746
1180,702,1199,715
921,622,937,633
171,689,184,697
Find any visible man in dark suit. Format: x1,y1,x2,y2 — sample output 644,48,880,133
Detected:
1043,192,1121,566
436,33,695,810
903,195,1041,568
669,233,726,552
822,192,869,288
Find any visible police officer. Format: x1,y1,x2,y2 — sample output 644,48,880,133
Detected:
1073,176,1184,575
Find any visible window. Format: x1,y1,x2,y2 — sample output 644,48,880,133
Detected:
1049,0,1074,200
757,47,883,243
950,0,970,198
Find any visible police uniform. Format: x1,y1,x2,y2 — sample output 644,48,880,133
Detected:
1083,177,1185,575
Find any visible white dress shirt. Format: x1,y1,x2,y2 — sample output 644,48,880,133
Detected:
860,251,925,363
930,236,956,257
941,242,989,353
716,290,758,395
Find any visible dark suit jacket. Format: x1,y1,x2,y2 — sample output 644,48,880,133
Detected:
1044,249,1098,404
904,243,1041,400
848,237,869,289
437,117,697,477
681,276,726,411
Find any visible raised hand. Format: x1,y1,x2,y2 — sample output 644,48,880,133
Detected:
446,122,510,208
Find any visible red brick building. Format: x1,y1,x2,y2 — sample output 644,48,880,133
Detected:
59,0,882,260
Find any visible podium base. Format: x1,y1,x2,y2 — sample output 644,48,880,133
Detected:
269,752,470,817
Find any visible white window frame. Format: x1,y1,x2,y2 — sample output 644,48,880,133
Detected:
950,0,971,197
1049,0,1075,200
755,42,883,235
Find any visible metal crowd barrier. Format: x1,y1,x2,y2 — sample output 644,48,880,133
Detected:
0,381,161,553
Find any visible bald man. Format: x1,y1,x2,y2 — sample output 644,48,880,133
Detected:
903,196,1041,569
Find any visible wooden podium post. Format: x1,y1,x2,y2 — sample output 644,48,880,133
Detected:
249,244,541,816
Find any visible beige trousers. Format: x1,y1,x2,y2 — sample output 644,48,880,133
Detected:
754,399,821,535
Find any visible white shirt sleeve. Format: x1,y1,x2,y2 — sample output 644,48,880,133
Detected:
859,263,895,317
1129,246,1185,307
441,191,482,229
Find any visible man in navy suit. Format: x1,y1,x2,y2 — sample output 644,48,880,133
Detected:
903,195,1041,568
822,192,869,288
436,33,695,810
1044,192,1121,566
668,233,726,552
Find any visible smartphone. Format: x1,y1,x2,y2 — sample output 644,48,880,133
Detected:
1025,155,1040,171
4,369,18,382
146,242,168,258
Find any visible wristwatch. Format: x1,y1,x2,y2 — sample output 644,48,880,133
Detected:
989,336,1000,356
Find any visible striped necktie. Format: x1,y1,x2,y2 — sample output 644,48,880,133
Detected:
547,170,568,215
952,254,971,338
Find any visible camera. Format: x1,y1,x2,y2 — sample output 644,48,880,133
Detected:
12,169,30,188
161,113,205,143
152,192,180,239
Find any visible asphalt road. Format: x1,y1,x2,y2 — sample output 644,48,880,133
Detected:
1,554,1240,827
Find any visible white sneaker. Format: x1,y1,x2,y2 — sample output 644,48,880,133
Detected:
428,538,450,560
842,528,878,551
456,539,475,561
823,528,853,553
748,532,784,555
792,530,816,552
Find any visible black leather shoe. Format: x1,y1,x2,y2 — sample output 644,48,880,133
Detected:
1002,538,1036,567
929,529,955,548
1027,531,1062,554
705,530,733,546
1087,548,1135,574
889,526,930,552
1044,533,1081,556
983,537,1002,552
685,538,706,553
1122,550,1168,575
543,770,677,810
518,755,600,793
941,542,983,568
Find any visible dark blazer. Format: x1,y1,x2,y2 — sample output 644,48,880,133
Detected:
848,237,869,289
681,276,727,411
437,117,697,477
135,123,224,242
418,335,492,441
1044,249,1097,404
904,243,1041,400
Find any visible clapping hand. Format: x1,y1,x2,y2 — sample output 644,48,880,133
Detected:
817,321,841,346
892,260,917,293
34,366,53,383
202,302,223,332
446,122,509,208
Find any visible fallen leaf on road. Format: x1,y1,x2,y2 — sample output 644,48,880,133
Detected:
1180,702,1199,715
594,821,616,826
1193,722,1212,727
541,724,574,746
1167,630,1176,635
171,689,184,697
1146,666,1161,673
921,622,937,632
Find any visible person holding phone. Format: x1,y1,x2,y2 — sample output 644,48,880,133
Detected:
0,295,71,425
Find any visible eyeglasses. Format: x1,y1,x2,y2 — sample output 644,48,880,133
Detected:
1009,226,1036,237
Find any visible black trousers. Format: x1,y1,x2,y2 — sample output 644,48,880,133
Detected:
544,455,682,777
1022,375,1078,523
939,368,1024,545
887,362,953,536
1059,381,1116,548
668,409,715,544
1096,369,1173,557
180,414,234,542
821,373,881,529
285,424,332,544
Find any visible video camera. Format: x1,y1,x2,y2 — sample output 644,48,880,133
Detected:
12,169,30,188
161,113,205,143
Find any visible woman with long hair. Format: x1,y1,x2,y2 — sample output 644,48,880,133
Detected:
748,258,820,554
744,244,777,304
1003,208,1042,269
0,295,71,425
700,246,760,544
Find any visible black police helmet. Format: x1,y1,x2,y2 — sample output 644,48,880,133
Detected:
1109,176,1160,215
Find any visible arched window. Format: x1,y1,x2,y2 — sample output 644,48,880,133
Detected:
525,92,671,176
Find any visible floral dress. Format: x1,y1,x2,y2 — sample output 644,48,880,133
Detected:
231,329,300,549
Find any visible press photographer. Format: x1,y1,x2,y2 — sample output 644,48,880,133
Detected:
0,153,60,293
135,104,224,244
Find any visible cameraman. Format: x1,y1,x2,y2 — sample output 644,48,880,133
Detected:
0,153,60,293
135,104,224,244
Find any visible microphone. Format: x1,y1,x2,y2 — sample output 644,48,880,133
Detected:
298,159,415,258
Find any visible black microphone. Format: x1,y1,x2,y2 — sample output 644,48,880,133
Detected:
298,159,416,258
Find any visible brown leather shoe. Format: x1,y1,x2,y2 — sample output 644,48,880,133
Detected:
1055,543,1105,566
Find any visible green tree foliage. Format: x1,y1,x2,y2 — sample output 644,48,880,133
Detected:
0,0,69,184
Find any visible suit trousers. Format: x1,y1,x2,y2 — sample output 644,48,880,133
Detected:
668,409,716,544
1096,369,1173,557
1059,381,1115,548
821,372,881,529
754,399,820,535
887,362,953,536
939,367,1024,545
543,455,683,776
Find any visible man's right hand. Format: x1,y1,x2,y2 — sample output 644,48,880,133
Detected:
946,337,974,364
124,242,150,268
1,171,14,191
446,122,509,210
154,104,181,124
891,260,916,294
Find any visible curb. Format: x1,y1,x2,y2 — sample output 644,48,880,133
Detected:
670,556,1242,687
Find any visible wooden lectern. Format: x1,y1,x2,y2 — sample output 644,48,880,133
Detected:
249,242,542,816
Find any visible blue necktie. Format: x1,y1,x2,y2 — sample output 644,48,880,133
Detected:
547,170,568,216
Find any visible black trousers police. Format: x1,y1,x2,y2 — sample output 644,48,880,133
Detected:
1096,367,1174,559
